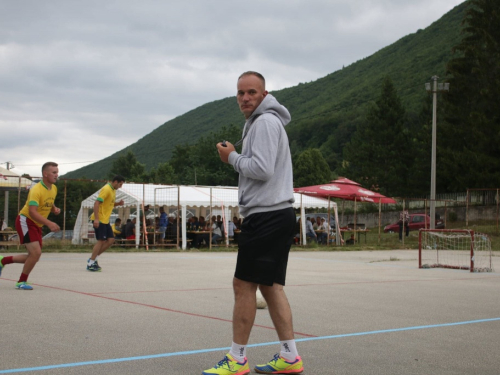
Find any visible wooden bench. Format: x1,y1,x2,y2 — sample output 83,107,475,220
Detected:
114,238,136,247
0,241,19,249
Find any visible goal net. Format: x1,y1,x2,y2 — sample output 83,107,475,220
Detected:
419,229,493,273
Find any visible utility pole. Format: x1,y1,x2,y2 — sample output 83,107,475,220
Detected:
425,76,449,229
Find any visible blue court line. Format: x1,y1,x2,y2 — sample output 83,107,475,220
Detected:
1,317,499,374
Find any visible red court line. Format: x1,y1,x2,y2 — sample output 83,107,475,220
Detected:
92,286,232,295
0,278,317,338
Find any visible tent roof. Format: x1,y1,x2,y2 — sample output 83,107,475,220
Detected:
80,183,335,210
0,166,33,190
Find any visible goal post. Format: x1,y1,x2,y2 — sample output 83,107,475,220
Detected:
419,229,493,273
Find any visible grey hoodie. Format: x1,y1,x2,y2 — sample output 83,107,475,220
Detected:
228,94,295,217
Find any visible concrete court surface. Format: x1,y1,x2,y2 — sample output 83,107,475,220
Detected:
0,250,499,375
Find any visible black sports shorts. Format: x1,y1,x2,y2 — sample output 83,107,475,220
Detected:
94,222,114,241
234,207,295,286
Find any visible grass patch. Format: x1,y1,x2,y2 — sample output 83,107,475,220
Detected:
2,220,498,253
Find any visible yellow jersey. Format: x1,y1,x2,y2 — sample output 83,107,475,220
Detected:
111,223,121,236
19,181,57,227
95,183,116,224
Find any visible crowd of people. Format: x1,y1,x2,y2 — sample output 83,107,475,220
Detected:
106,212,243,249
295,216,337,245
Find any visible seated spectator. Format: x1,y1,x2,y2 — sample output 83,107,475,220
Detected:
314,216,322,230
199,216,207,231
211,217,222,244
305,217,317,243
125,218,137,240
166,215,177,241
232,216,240,230
111,218,122,239
145,218,154,232
293,219,301,245
317,218,330,244
193,216,201,231
227,220,237,238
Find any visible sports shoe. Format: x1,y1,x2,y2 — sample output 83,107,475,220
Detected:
15,282,33,290
94,260,102,271
87,262,101,272
0,256,4,277
254,354,304,374
202,353,250,375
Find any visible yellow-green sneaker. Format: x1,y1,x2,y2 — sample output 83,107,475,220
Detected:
202,353,250,375
254,354,304,374
15,282,33,290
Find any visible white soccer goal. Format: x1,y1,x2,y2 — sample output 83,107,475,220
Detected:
419,229,493,273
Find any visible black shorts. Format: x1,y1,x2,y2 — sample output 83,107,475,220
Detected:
94,223,114,241
235,207,295,286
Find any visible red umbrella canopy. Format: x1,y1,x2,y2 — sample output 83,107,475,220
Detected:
294,178,396,204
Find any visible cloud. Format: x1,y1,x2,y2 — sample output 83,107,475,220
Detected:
0,0,464,176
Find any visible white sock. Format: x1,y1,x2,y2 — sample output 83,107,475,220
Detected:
229,342,247,361
88,259,95,266
280,340,298,361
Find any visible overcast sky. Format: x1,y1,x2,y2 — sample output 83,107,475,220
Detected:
0,0,464,177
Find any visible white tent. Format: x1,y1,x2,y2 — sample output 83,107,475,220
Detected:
73,183,338,249
1,166,33,228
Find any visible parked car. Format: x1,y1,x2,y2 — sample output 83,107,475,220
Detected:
384,213,444,233
42,230,74,240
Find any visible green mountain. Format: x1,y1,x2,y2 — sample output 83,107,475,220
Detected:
64,2,467,179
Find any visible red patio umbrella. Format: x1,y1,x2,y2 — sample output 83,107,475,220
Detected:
294,177,396,204
294,178,396,245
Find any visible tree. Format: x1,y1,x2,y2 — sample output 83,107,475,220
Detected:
169,125,241,186
109,151,145,181
293,149,332,187
440,0,500,191
341,77,413,196
143,162,177,184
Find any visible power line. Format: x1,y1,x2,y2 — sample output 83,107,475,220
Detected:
14,81,430,169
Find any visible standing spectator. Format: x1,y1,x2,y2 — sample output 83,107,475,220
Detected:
87,175,125,272
205,72,303,375
158,207,168,244
0,162,61,290
399,209,410,241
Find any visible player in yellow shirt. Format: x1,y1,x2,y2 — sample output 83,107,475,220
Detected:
0,162,61,290
87,175,125,272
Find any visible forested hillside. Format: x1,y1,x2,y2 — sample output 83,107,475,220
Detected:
64,2,466,181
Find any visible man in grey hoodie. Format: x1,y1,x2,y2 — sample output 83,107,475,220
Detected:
203,72,303,375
